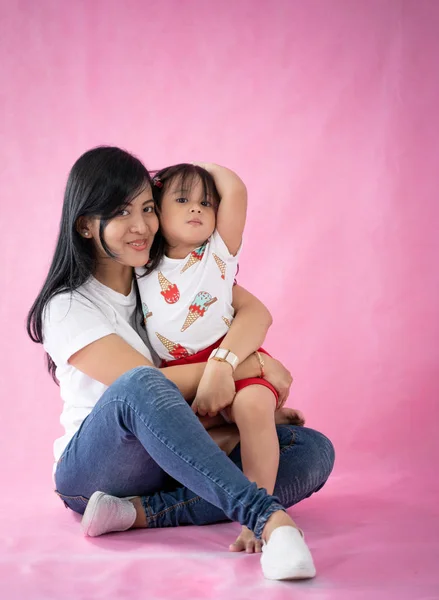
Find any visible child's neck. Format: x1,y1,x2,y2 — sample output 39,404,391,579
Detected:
165,241,205,260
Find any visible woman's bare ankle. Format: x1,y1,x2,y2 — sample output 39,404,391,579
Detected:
129,497,148,528
261,510,298,543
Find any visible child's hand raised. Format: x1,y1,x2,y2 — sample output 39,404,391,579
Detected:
192,360,236,417
191,161,247,257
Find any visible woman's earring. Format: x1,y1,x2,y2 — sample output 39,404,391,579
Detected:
83,231,89,237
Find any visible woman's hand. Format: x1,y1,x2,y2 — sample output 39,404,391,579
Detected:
192,360,236,417
262,355,293,409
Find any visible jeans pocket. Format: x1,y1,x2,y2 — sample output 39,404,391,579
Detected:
55,490,89,514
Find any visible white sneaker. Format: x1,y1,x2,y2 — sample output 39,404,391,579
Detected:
261,526,316,580
81,491,137,537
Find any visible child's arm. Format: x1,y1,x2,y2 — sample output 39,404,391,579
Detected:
219,284,272,364
192,285,278,417
195,162,247,256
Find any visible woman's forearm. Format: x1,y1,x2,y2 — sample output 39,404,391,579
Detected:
160,352,260,400
160,362,205,400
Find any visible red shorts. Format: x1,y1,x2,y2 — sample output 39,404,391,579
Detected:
161,337,279,407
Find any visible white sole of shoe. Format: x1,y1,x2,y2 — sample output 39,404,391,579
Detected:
81,491,106,537
262,563,317,580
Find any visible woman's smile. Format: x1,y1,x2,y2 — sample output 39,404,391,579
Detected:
127,238,149,251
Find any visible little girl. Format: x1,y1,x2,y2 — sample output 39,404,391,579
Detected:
136,163,310,559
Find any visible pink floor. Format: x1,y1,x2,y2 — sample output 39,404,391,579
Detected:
2,470,438,600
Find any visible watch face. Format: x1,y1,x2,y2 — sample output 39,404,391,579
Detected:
208,348,238,371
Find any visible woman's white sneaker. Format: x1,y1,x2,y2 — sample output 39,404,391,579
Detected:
81,491,137,537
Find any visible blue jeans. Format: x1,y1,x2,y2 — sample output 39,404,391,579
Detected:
55,367,335,539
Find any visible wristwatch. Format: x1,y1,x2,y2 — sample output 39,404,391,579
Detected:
208,348,239,371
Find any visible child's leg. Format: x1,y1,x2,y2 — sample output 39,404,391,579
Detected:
228,385,278,495
225,385,296,553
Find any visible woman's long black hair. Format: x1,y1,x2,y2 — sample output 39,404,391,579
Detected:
145,163,220,275
27,146,152,381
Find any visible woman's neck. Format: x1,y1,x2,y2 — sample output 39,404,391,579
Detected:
93,260,133,296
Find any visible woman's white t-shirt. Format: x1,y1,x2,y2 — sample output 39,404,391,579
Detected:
42,277,153,468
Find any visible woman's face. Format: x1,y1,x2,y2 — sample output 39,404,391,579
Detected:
84,187,159,268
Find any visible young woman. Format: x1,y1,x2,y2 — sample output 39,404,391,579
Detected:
27,146,335,581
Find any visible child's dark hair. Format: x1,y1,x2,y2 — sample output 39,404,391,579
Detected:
146,163,220,274
27,146,152,382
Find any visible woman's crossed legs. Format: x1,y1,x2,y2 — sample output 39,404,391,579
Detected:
55,367,334,579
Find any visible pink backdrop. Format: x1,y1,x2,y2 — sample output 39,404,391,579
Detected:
1,1,438,598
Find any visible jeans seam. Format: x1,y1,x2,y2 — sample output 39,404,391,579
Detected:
146,495,202,522
89,395,261,520
54,490,88,501
280,426,296,454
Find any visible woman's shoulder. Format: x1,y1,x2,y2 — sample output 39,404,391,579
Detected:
44,280,108,324
42,282,119,365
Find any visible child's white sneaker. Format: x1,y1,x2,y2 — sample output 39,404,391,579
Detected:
260,526,316,580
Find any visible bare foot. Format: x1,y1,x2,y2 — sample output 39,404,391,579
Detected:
229,526,263,553
261,510,299,543
274,407,305,426
130,497,148,528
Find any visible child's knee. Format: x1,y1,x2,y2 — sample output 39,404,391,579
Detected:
231,386,277,420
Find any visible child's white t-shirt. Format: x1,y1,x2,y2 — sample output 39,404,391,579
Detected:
135,230,241,362
42,277,153,468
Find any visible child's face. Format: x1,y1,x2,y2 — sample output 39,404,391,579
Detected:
159,175,216,249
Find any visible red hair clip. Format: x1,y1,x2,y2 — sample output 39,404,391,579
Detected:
153,177,163,188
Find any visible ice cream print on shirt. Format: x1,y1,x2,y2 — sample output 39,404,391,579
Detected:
158,272,180,304
222,316,232,328
181,291,218,332
156,333,190,360
181,242,207,274
213,253,226,279
134,230,240,360
142,303,153,324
